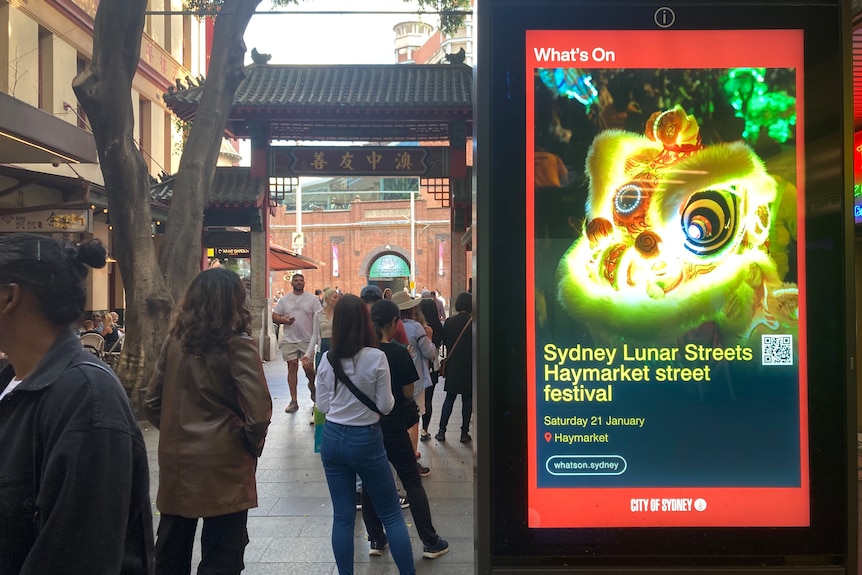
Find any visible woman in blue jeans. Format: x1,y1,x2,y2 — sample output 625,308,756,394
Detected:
316,294,416,575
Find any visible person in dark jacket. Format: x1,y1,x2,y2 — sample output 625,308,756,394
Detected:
417,297,443,442
145,267,272,575
0,233,154,574
435,292,474,443
361,299,449,559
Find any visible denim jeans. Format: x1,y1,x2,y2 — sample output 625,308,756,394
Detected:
361,425,439,546
320,421,416,575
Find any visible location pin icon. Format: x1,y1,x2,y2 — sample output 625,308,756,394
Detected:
544,432,552,443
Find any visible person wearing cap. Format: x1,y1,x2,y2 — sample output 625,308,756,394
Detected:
363,285,408,346
391,291,437,473
272,273,322,413
362,299,449,559
360,284,383,304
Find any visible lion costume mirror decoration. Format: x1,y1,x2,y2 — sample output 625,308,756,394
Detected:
556,105,798,346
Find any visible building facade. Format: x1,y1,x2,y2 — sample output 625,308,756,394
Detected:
267,10,475,305
0,0,201,316
270,176,458,300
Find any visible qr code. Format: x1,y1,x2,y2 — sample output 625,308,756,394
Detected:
762,334,793,366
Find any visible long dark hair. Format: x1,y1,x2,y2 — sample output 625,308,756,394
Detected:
169,267,251,356
455,292,473,314
419,298,443,347
329,294,377,359
0,233,106,326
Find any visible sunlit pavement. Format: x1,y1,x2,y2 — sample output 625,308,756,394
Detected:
142,358,475,574
145,360,862,572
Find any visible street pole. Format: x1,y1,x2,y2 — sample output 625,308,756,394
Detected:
295,181,302,254
410,189,416,295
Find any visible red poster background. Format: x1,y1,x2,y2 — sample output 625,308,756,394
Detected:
526,29,809,528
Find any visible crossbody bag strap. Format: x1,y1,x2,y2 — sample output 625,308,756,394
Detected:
326,353,382,415
447,316,473,358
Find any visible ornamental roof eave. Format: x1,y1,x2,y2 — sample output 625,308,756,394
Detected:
150,166,265,207
163,63,473,142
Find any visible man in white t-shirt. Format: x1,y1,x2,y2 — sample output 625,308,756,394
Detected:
272,273,322,412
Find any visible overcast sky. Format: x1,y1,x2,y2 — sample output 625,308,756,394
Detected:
238,1,431,161
243,0,426,65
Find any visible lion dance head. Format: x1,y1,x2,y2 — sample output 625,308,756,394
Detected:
556,105,798,345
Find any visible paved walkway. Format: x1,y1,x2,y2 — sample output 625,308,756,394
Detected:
142,358,475,574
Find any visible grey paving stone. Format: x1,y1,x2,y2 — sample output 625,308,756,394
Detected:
145,358,476,573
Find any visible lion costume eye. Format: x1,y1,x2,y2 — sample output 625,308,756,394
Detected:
681,190,738,256
614,184,643,215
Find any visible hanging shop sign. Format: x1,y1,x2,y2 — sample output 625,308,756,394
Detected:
369,254,410,278
0,209,91,233
210,247,250,258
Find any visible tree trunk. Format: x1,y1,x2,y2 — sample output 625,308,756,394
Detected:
73,0,172,411
159,0,262,302
73,0,261,411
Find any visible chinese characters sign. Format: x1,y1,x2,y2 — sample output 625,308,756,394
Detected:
271,146,448,177
0,210,91,233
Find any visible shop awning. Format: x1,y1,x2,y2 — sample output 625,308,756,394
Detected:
270,243,324,271
0,93,98,164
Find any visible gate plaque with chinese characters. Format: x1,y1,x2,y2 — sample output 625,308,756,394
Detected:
270,146,448,178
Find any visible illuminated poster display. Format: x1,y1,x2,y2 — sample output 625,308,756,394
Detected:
526,30,808,528
854,131,862,224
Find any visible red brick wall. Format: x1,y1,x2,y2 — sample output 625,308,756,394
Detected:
270,188,461,298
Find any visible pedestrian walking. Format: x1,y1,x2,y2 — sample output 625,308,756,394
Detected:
391,291,437,471
362,299,449,560
145,267,272,575
418,298,444,442
273,273,321,413
436,292,474,443
0,233,153,574
316,294,416,575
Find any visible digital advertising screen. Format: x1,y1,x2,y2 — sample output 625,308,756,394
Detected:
854,130,862,225
526,30,809,529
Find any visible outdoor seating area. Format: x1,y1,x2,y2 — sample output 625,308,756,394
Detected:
80,332,105,356
79,331,124,368
77,310,125,368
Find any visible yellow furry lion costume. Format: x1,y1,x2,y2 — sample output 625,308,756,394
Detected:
556,106,798,346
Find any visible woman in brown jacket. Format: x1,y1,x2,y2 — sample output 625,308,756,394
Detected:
145,267,272,575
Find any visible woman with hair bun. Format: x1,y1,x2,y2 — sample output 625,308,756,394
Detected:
145,266,272,575
0,233,154,573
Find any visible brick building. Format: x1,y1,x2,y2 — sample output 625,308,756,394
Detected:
269,175,458,299
265,11,475,302
164,62,473,311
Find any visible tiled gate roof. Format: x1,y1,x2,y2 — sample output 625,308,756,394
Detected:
163,63,473,142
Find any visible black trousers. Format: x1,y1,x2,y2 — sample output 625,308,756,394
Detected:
154,510,249,575
439,391,473,434
421,381,437,431
361,425,439,545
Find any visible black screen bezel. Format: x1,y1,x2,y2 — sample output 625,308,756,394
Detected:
476,0,854,570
